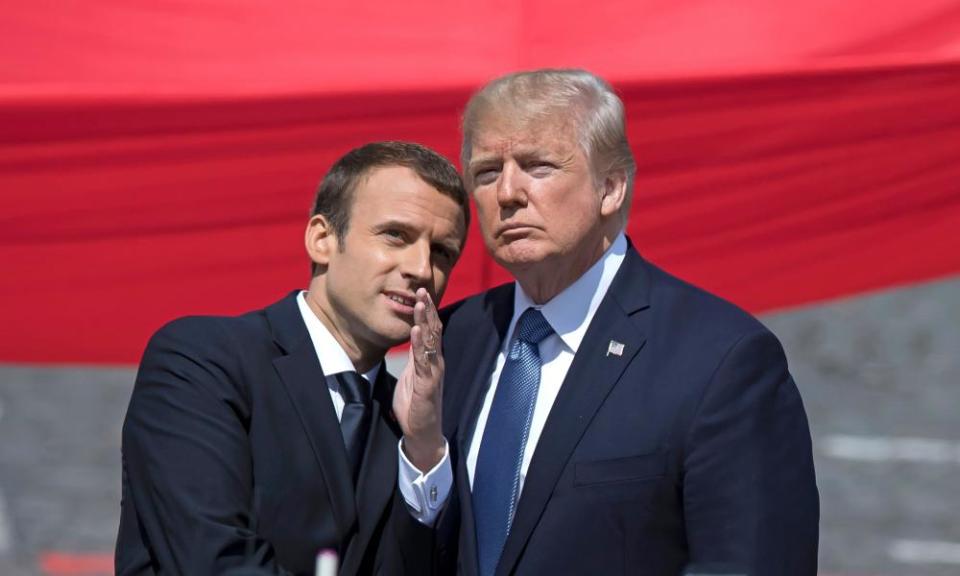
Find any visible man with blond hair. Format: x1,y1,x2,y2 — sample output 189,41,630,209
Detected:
440,70,819,575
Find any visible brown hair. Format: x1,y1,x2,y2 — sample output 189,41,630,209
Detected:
312,140,469,255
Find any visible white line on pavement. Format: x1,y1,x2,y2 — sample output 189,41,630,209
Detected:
0,395,10,554
890,539,960,565
0,490,11,554
820,434,960,464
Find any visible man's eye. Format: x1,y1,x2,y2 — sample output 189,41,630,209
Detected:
383,229,404,240
527,162,555,176
473,169,499,185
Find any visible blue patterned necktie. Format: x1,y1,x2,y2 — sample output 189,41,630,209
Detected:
473,308,554,576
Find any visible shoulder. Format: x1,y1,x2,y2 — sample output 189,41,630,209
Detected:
633,258,780,358
145,307,272,361
630,261,799,429
130,305,279,420
136,304,282,397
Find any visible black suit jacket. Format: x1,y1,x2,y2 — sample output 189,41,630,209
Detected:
439,243,819,576
116,292,433,575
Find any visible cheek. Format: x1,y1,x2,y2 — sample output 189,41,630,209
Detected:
473,190,497,215
475,207,501,242
430,268,450,297
359,244,394,269
546,204,595,244
556,184,599,217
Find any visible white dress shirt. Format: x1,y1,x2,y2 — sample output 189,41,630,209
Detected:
296,292,451,525
465,233,627,493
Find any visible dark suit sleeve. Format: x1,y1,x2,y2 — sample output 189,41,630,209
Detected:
382,440,459,574
380,487,445,575
120,318,291,575
682,329,819,575
430,470,461,576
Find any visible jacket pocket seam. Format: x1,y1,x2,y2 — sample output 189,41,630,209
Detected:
574,452,667,487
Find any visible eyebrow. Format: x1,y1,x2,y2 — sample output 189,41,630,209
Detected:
373,219,464,252
469,146,558,170
371,218,416,232
467,157,501,173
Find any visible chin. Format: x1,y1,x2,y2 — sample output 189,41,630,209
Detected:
495,244,550,270
375,320,413,347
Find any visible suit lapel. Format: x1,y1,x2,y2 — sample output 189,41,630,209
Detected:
455,286,515,457
340,368,400,575
496,248,651,576
266,294,357,547
452,286,514,576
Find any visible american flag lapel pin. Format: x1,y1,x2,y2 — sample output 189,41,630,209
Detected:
606,340,625,357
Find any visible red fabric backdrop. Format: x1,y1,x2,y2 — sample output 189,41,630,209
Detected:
2,1,960,364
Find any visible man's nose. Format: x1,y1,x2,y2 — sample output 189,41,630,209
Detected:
496,163,527,207
400,241,432,283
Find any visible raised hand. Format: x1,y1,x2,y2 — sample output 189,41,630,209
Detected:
393,287,446,472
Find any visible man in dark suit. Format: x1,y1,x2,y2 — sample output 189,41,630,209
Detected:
439,70,819,575
116,142,464,575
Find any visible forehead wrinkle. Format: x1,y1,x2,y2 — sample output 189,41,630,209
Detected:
471,128,574,158
466,112,584,183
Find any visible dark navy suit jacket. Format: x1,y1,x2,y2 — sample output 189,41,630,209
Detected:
116,292,434,575
439,243,819,576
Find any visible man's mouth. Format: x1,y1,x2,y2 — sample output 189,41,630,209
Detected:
497,223,536,239
384,291,417,314
387,293,416,306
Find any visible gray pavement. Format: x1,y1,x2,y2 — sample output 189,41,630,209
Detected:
1,275,958,575
0,364,132,575
764,276,960,576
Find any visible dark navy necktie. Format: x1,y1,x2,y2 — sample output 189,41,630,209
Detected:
473,308,554,576
331,371,373,483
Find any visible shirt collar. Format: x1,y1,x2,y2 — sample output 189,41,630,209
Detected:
512,232,627,353
296,291,381,383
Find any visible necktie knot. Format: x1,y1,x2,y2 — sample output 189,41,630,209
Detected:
515,308,553,345
334,371,371,405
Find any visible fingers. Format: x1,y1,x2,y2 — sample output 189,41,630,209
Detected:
411,331,438,375
415,288,442,357
408,288,443,381
410,323,426,377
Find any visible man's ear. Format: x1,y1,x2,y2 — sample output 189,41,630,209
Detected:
599,169,628,217
305,214,337,269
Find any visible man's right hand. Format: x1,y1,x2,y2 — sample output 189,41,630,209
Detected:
393,287,446,472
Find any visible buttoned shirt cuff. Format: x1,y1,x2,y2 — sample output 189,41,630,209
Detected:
397,438,452,526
